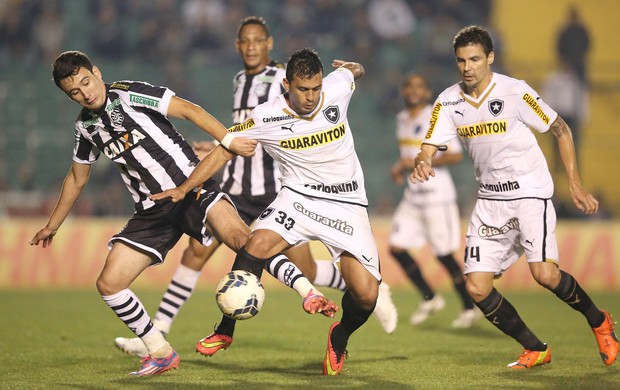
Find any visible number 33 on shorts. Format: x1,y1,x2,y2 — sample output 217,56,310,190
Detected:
259,207,296,231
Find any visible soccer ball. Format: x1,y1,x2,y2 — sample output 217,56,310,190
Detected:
215,270,265,320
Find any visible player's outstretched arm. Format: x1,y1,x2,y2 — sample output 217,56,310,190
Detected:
410,144,438,184
550,116,599,215
29,162,91,247
332,59,365,80
167,96,257,157
150,145,234,203
431,150,463,167
192,140,217,160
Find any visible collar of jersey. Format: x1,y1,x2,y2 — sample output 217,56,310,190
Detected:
459,74,497,109
282,92,325,121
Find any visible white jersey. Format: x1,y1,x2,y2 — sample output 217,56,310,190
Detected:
227,67,368,207
424,73,558,200
396,105,461,205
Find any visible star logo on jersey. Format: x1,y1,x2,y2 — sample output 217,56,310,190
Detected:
259,207,275,220
323,106,340,124
488,99,504,117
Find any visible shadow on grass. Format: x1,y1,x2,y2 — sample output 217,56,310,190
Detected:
495,365,620,390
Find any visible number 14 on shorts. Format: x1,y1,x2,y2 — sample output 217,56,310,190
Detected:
464,246,480,262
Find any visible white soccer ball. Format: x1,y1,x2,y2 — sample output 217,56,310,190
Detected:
215,270,265,320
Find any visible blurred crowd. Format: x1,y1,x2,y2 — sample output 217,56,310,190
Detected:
0,0,494,92
0,0,500,218
1,0,612,220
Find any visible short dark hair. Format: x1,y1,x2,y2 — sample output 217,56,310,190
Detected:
238,16,270,38
52,51,94,89
286,48,323,81
453,25,494,56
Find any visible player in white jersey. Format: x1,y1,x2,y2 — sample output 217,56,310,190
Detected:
410,26,617,369
153,48,382,376
113,16,354,360
389,73,480,328
29,50,258,377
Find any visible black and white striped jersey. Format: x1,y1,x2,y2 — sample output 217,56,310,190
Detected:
72,81,199,212
221,60,286,196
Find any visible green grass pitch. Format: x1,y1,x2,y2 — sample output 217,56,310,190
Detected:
1,288,618,389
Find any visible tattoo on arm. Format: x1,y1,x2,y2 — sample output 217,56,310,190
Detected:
550,116,572,139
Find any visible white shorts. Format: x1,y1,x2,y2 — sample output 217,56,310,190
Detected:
464,198,559,275
389,200,460,256
253,188,381,282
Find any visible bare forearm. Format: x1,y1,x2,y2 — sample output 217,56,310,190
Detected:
168,96,256,157
47,172,87,229
186,104,228,142
431,152,462,167
414,144,437,167
549,116,599,214
178,145,233,194
550,116,580,185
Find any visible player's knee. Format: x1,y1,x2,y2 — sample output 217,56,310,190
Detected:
181,245,210,270
465,279,493,302
96,274,124,296
531,264,561,289
355,291,378,311
225,228,249,252
347,281,379,311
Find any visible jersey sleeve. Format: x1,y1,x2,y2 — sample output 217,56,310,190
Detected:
72,124,100,164
124,81,176,116
444,133,463,154
226,114,261,138
517,81,558,133
423,96,458,147
326,67,356,99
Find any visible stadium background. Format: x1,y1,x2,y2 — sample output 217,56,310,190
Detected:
0,0,618,290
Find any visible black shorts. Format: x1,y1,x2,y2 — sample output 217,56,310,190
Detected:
227,193,276,225
109,179,228,264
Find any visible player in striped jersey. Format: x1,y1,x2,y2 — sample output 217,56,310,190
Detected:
114,16,397,360
411,26,617,369
154,48,384,376
29,50,256,377
389,73,480,328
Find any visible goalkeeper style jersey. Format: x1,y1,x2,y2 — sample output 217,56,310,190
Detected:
423,73,558,200
226,67,368,207
396,104,461,206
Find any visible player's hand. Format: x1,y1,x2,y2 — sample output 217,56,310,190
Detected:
228,137,257,157
332,59,364,79
409,161,435,184
29,226,57,248
192,141,216,159
569,183,599,215
150,188,188,203
332,59,350,69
